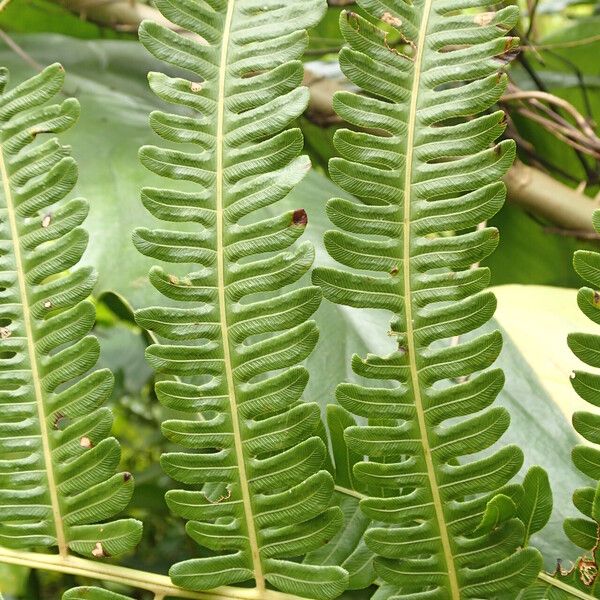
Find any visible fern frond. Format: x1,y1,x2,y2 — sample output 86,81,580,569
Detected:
0,65,141,559
312,1,542,596
566,210,600,555
63,589,133,600
134,2,347,597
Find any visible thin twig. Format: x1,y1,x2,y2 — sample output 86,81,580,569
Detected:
543,226,600,240
527,34,600,51
503,91,598,139
525,0,540,41
0,30,43,71
544,49,596,121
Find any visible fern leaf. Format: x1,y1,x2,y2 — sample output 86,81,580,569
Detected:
518,466,553,548
0,65,141,559
567,210,600,557
63,589,133,600
519,584,572,599
134,1,347,597
312,2,542,596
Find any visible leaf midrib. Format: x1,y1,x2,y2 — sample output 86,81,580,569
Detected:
0,142,68,557
401,2,460,597
214,0,265,590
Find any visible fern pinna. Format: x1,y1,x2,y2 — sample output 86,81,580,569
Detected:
312,1,543,597
134,1,347,598
0,65,140,559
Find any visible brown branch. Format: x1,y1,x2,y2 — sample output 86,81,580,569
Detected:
47,0,205,41
505,161,597,232
0,30,43,71
503,90,598,140
543,226,600,240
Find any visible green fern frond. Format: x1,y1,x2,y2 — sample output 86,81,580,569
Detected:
63,588,133,600
566,210,600,554
134,1,347,597
518,584,579,600
0,65,141,559
312,1,542,596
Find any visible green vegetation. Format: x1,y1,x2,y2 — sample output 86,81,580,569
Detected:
0,0,599,599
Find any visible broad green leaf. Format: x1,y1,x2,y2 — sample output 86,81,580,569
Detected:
485,205,595,290
133,1,347,598
0,65,140,558
0,0,130,39
518,467,553,547
312,1,542,597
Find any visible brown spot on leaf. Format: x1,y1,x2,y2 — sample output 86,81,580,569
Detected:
190,82,202,93
54,413,70,430
593,290,600,306
168,274,180,285
80,436,93,449
292,209,308,227
42,213,52,228
474,12,495,26
0,327,11,339
345,11,360,31
123,472,132,482
207,486,232,504
496,45,520,65
390,266,399,276
382,11,402,27
43,300,52,309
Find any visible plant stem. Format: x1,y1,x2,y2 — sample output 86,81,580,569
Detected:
537,572,598,599
504,161,597,231
0,549,298,600
2,535,595,600
334,485,365,500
